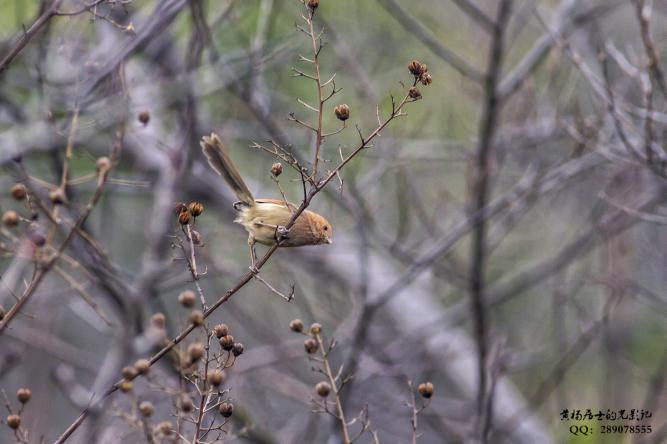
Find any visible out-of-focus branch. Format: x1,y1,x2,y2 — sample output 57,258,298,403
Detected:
0,124,121,333
468,2,512,442
377,0,484,83
634,0,667,98
0,0,64,75
497,0,624,102
448,0,494,33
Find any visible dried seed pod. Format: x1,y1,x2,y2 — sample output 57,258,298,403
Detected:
174,202,188,215
418,381,434,399
408,60,425,77
155,421,173,436
119,380,133,393
139,401,154,417
138,111,150,125
213,323,230,338
408,86,422,99
289,319,304,333
309,323,322,335
207,370,225,387
420,73,433,86
179,395,194,412
178,210,190,225
219,335,235,351
96,156,111,173
218,402,234,418
16,388,31,404
121,366,138,380
10,184,27,201
232,343,244,357
134,359,150,375
334,104,350,121
189,310,204,326
187,343,205,362
271,163,283,176
151,313,166,329
2,210,19,227
178,290,196,308
49,188,66,205
307,0,319,10
304,338,318,354
315,381,331,397
6,414,20,429
188,201,204,217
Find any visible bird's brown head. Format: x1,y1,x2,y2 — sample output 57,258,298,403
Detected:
310,212,333,245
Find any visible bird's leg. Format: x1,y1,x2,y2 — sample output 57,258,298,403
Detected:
248,236,259,274
275,225,290,242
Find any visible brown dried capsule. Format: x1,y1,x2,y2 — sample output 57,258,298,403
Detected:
187,343,205,362
151,313,166,329
2,210,19,227
289,319,304,333
315,381,331,397
49,188,66,205
218,402,234,418
96,156,111,173
408,60,425,77
420,73,433,86
134,359,150,375
138,111,150,125
121,366,138,380
155,421,173,436
304,338,318,354
418,381,434,399
189,310,204,326
10,184,27,201
139,401,154,417
119,380,133,393
6,414,20,430
219,335,235,351
408,86,422,99
178,290,196,308
334,104,350,121
271,162,283,176
307,0,319,10
207,370,225,387
179,395,194,412
16,388,31,404
213,323,230,338
188,201,204,217
232,343,244,357
309,323,322,335
174,202,188,215
178,210,190,225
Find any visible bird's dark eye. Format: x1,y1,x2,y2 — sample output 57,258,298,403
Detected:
323,226,328,231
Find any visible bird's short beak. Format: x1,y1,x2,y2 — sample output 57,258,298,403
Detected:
325,237,332,244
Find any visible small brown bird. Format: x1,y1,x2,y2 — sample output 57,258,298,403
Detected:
201,133,332,267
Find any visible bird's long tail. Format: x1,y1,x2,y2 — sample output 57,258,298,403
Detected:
201,133,255,206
